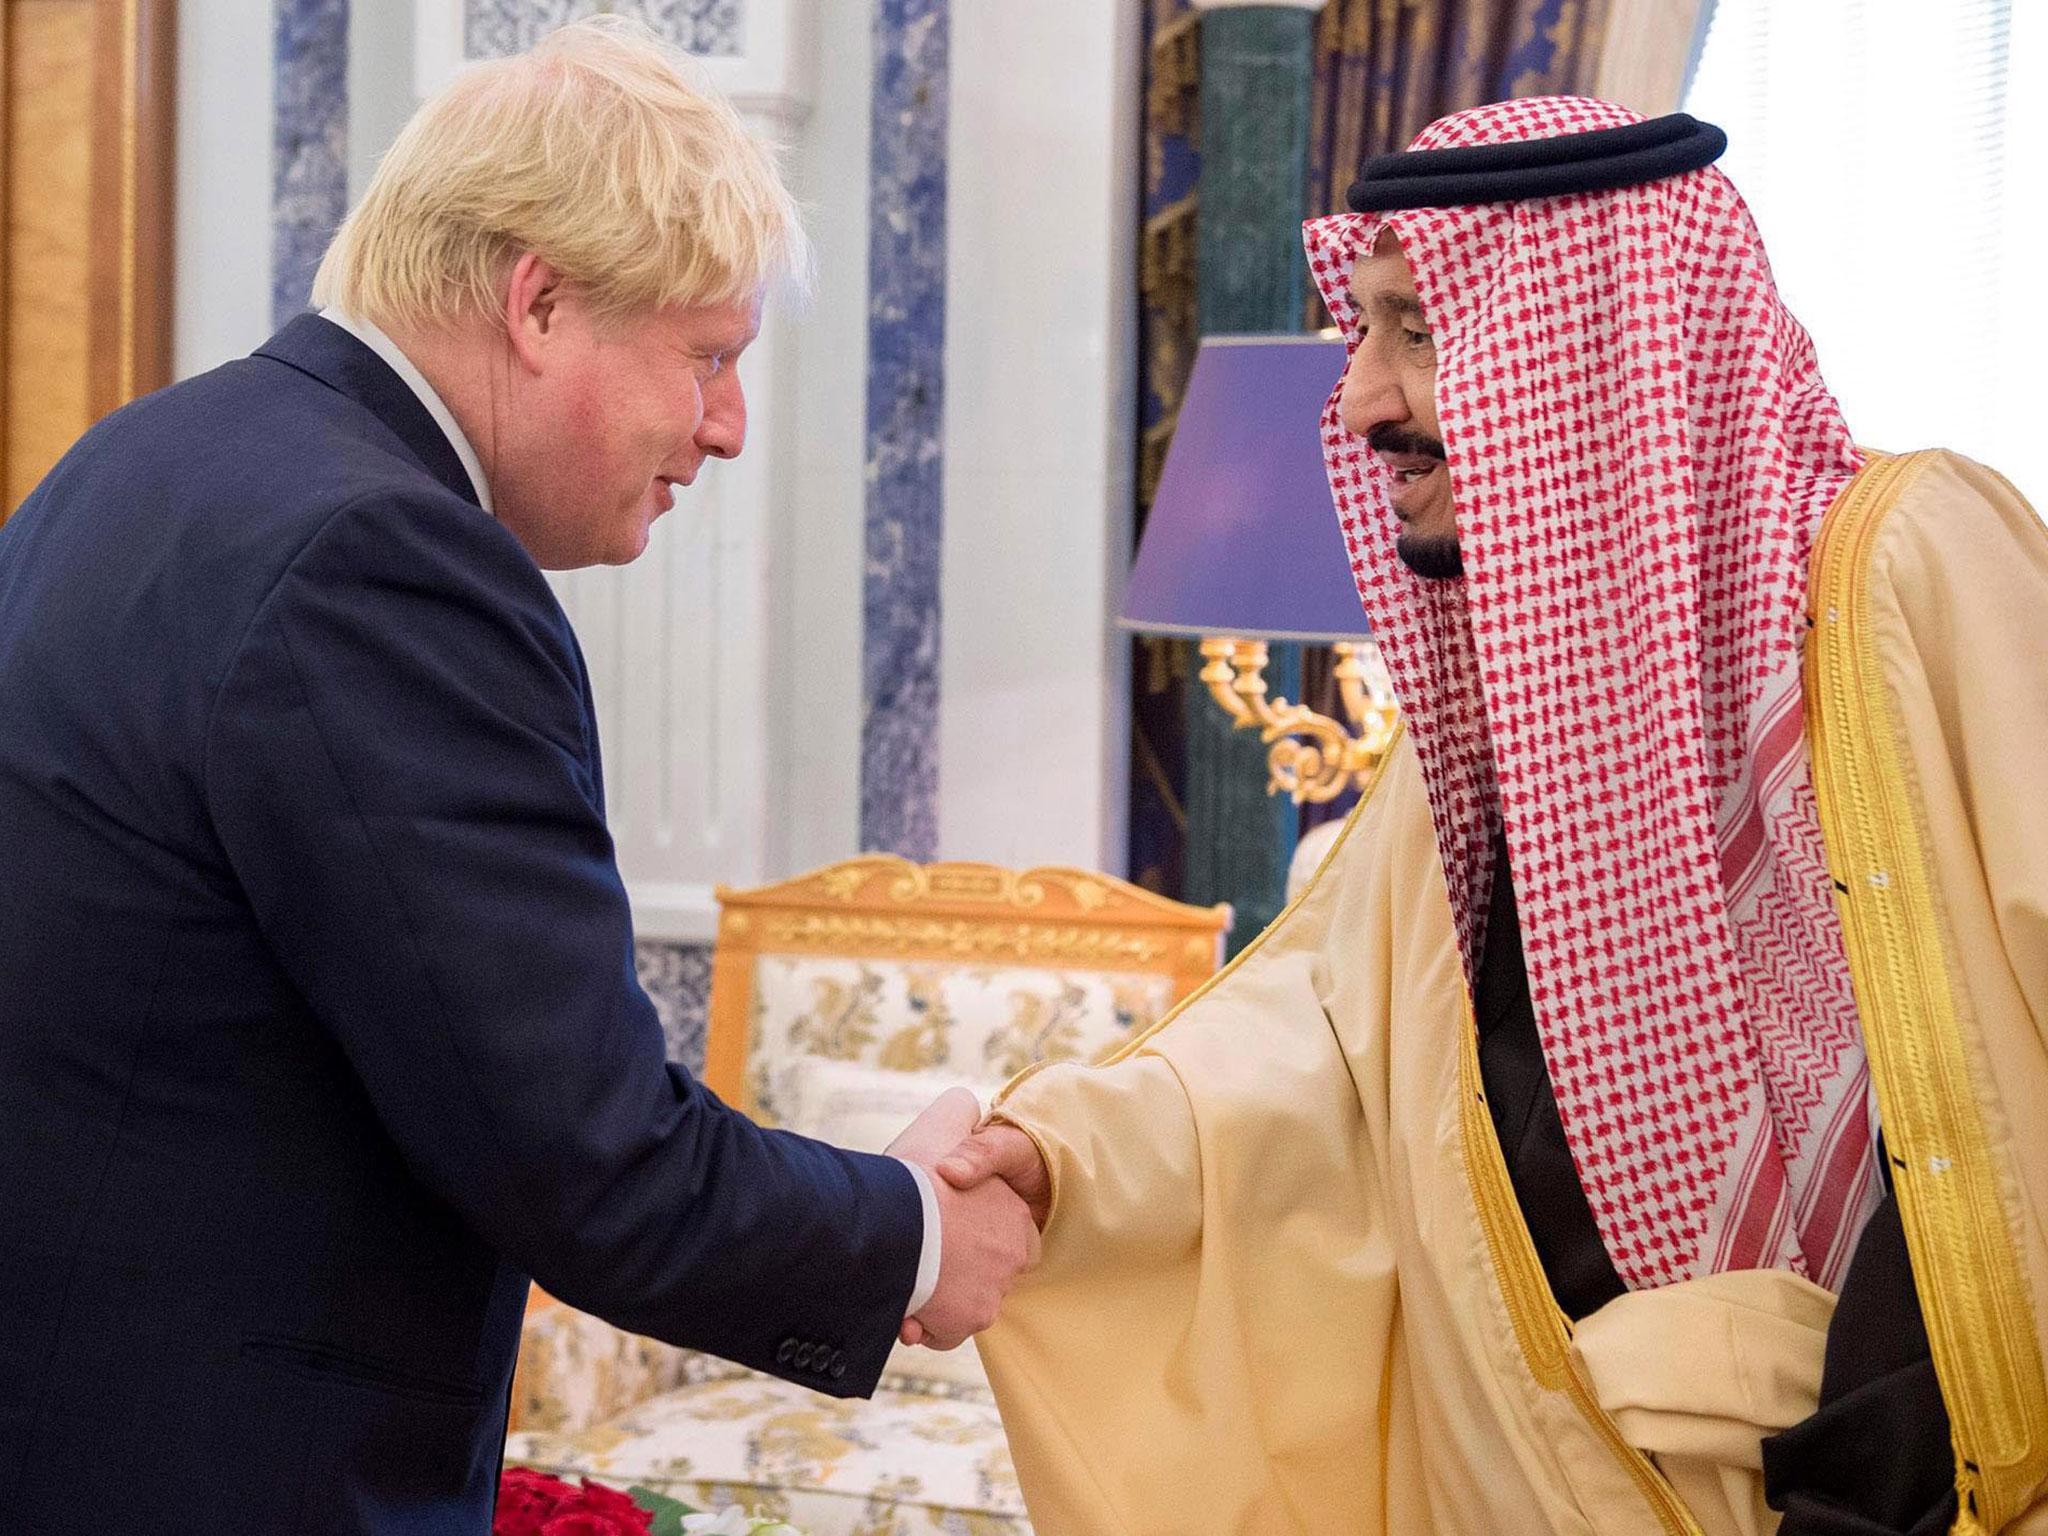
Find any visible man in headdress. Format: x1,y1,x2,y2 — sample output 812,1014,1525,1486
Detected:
928,99,2048,1534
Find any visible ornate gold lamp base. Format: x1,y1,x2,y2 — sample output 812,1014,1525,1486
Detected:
1197,637,1400,804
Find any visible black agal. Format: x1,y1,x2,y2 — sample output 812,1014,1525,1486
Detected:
1346,112,1728,212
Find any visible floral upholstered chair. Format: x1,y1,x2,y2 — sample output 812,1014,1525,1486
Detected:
505,856,1230,1535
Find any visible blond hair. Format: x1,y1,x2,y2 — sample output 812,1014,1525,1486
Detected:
313,15,808,330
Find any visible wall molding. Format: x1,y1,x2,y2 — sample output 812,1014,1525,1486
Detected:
412,0,814,120
624,883,722,943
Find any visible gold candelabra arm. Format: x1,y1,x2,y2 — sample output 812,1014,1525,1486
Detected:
1227,639,1272,721
1258,699,1357,804
1197,638,1256,727
1195,635,1401,804
1331,640,1401,755
1198,637,1282,731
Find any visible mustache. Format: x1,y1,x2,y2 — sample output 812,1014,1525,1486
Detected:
1365,422,1446,461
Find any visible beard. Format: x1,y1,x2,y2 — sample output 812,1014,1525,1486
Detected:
1395,531,1464,579
1366,422,1461,580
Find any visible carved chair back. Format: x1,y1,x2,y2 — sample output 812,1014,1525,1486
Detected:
703,857,1232,1119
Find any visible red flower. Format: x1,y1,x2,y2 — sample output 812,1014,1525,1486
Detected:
496,1468,652,1536
540,1515,640,1536
495,1468,575,1536
558,1480,652,1530
495,1469,654,1536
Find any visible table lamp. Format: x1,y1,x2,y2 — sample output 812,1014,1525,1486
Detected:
1119,333,1399,803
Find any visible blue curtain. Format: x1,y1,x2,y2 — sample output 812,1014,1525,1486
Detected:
1128,0,1611,891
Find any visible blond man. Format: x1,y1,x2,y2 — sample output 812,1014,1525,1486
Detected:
0,20,1033,1532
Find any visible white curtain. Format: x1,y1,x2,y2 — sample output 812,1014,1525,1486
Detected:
1595,0,1713,116
1686,0,2048,510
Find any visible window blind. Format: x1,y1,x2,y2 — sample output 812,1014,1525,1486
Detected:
1685,0,2046,509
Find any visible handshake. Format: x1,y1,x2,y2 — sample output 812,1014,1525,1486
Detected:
884,1088,1052,1352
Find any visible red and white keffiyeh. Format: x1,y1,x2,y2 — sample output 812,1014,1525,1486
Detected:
1305,96,1881,1291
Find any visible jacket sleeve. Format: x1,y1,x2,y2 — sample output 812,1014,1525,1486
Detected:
202,489,921,1397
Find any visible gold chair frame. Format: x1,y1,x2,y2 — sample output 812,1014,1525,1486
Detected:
703,856,1233,1112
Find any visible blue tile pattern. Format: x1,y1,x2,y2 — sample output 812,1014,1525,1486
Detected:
463,0,743,59
272,0,350,327
859,0,948,860
636,941,714,1070
465,0,587,57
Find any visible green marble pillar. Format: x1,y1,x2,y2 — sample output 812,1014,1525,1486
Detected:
1183,2,1319,952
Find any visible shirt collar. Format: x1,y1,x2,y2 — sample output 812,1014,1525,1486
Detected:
319,308,493,513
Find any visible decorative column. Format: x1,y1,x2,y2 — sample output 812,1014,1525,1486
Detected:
272,0,349,325
1181,0,1327,951
860,0,949,860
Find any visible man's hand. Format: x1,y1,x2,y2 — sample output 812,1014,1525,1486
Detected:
885,1086,983,1168
938,1123,1051,1230
886,1091,1041,1351
897,1123,1052,1348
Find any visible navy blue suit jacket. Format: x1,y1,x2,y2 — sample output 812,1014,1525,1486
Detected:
0,316,923,1533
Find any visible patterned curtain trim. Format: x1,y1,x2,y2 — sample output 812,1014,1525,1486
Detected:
1592,0,1713,116
1127,0,1203,896
1148,11,1202,137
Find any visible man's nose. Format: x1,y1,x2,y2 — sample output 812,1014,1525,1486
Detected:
1338,346,1406,440
697,374,747,460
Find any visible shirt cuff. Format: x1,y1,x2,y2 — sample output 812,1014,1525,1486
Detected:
895,1158,943,1318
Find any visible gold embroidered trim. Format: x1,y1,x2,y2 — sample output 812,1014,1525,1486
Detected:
750,914,1178,968
1459,1005,1704,1534
1806,449,2048,1533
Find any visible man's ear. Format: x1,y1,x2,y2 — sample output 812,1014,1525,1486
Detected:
503,252,564,376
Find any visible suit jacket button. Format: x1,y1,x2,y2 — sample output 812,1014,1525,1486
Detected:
828,1351,847,1379
777,1338,798,1365
794,1343,816,1369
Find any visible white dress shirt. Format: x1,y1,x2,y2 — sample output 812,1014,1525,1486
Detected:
317,309,942,1321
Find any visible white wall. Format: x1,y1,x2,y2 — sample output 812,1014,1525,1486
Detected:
349,0,417,202
173,0,273,379
938,0,1139,873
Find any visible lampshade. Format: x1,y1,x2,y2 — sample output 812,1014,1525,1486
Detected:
1119,334,1369,643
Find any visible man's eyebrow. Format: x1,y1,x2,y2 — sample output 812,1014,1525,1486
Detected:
1368,292,1427,321
695,325,757,354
